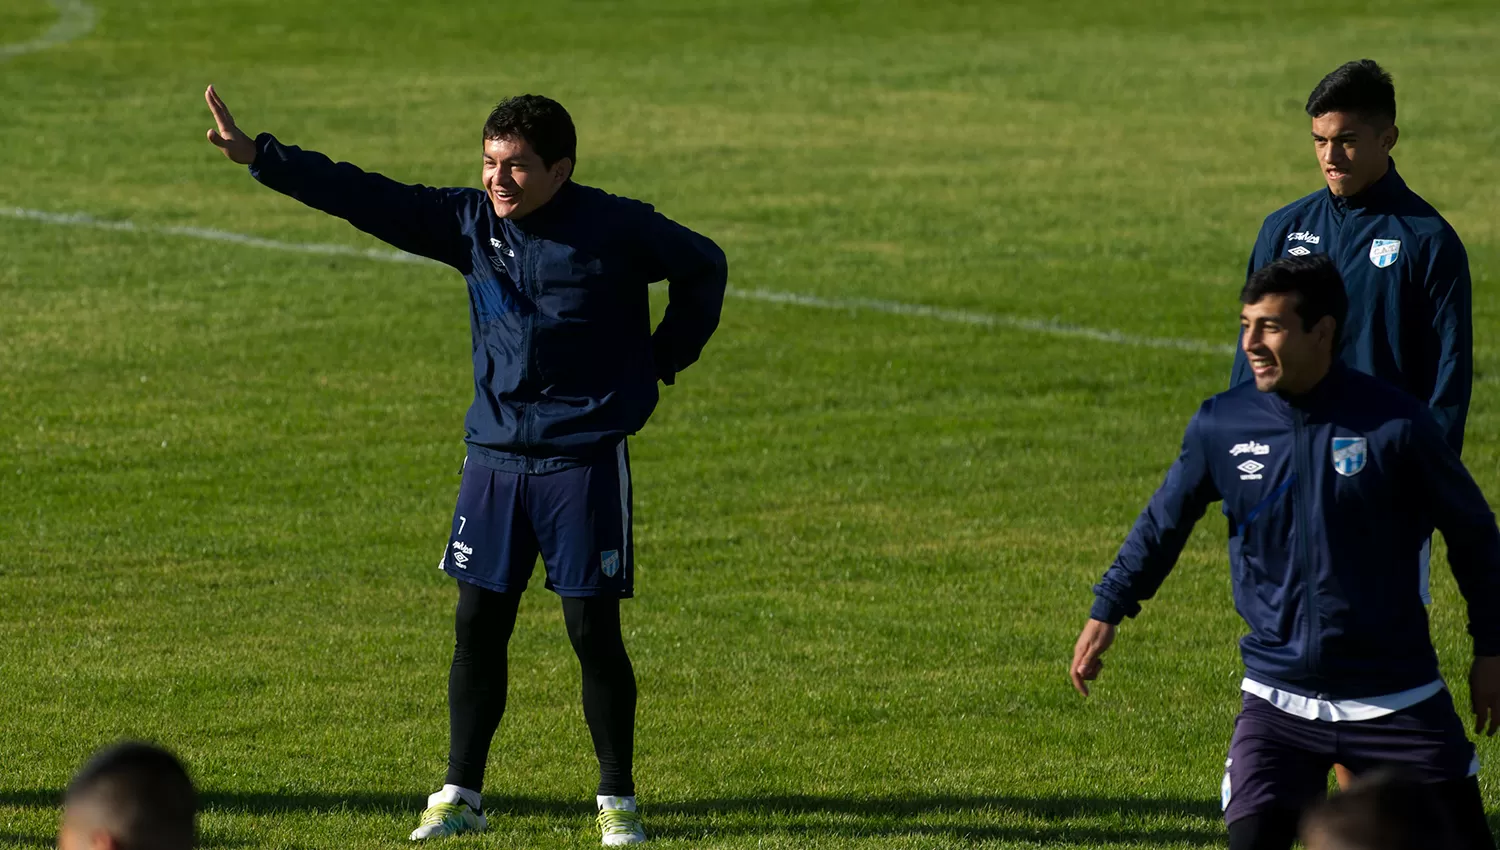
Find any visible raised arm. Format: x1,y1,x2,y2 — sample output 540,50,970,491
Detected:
203,85,470,268
628,204,728,385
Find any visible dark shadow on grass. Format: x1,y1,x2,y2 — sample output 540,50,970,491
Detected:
0,827,247,849
2,789,1226,845
645,795,1225,846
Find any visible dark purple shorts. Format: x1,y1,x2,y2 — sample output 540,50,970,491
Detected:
1222,689,1478,825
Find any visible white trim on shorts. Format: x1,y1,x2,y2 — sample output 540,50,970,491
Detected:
616,440,631,583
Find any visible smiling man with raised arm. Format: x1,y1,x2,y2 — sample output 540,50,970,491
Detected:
205,86,727,846
1072,255,1500,850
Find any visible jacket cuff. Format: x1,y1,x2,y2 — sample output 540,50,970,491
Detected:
1089,594,1136,625
246,132,278,178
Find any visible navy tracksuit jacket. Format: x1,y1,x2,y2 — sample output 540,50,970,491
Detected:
1229,162,1472,451
1092,365,1500,700
248,134,728,473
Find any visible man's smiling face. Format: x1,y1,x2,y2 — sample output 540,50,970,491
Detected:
481,135,570,220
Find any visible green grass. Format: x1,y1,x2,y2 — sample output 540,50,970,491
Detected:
3,0,1500,847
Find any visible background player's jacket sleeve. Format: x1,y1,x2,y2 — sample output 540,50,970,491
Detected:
1228,220,1278,387
627,205,728,385
1409,409,1500,655
1091,405,1221,624
1422,233,1472,452
248,133,469,268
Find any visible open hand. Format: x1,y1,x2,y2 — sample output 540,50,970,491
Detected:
204,85,256,165
1070,618,1116,697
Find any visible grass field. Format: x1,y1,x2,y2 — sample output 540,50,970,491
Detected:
4,1,1500,847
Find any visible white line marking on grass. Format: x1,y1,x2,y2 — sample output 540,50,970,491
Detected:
1,207,431,265
0,206,1232,355
1,0,97,60
728,288,1233,354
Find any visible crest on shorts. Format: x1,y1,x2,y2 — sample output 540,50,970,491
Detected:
1332,437,1367,477
601,550,621,578
1369,239,1400,269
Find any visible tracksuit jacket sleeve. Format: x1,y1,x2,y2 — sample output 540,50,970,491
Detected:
1229,223,1276,387
631,207,728,385
247,133,469,268
1422,235,1472,453
1091,406,1221,624
1411,412,1500,656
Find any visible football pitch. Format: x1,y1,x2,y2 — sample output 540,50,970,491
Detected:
3,0,1499,847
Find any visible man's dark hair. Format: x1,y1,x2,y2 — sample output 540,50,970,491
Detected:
1241,254,1348,346
65,741,196,850
482,95,577,170
1300,770,1455,850
1306,59,1396,127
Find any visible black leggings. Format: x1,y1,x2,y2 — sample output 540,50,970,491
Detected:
444,581,637,797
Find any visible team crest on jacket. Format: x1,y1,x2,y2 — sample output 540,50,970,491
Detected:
1332,437,1367,477
1368,239,1400,269
601,549,621,578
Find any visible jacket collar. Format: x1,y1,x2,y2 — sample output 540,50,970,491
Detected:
1329,159,1405,212
1265,361,1349,416
509,180,580,235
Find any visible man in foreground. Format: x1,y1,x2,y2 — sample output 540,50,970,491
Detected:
1072,255,1500,850
204,87,728,845
58,742,196,850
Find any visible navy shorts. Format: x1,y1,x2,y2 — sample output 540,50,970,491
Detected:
1222,689,1478,825
438,442,634,598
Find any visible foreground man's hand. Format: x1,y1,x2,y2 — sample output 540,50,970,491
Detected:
1070,618,1116,697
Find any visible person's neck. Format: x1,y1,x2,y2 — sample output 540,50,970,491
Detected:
1332,158,1392,207
1276,360,1336,402
511,181,572,227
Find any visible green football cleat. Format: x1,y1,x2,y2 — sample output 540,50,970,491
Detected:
596,798,646,846
409,789,486,841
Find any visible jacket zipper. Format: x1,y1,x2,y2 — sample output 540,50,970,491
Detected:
1291,409,1322,682
515,226,534,451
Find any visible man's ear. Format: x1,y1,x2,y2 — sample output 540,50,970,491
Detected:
552,157,574,185
1316,315,1339,349
1383,123,1399,153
